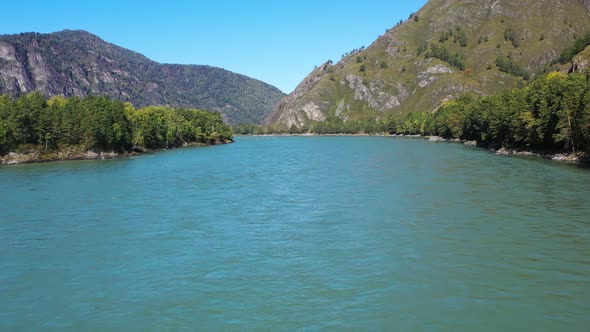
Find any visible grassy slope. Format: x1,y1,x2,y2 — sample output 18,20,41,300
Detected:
268,0,590,127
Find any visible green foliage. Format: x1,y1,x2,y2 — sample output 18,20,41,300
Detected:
310,117,387,134
380,61,388,69
504,27,520,48
0,93,232,155
239,71,590,153
454,30,468,47
397,111,431,135
359,64,367,72
440,32,451,43
426,44,466,70
235,118,389,135
417,41,428,55
129,106,231,148
496,56,530,80
389,71,590,152
558,31,590,64
385,115,397,134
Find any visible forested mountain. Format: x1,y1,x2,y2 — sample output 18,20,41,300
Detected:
0,30,285,124
266,0,590,128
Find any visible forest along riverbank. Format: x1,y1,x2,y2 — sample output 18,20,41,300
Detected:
0,93,233,165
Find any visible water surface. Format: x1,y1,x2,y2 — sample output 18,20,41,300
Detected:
1,136,590,331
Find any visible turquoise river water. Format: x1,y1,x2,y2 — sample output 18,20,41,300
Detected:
1,136,590,331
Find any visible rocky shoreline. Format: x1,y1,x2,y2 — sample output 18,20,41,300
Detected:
0,148,128,165
424,135,590,164
238,133,589,164
0,140,233,166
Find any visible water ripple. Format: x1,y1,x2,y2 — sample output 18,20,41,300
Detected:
1,136,590,331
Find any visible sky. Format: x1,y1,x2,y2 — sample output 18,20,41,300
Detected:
0,0,428,93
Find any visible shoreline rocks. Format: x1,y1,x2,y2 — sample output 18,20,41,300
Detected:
464,140,477,146
494,147,588,163
1,149,127,165
0,140,233,166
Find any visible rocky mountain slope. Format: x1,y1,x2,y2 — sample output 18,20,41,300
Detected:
0,30,285,124
266,0,590,128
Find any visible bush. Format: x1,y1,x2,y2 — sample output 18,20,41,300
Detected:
558,31,590,64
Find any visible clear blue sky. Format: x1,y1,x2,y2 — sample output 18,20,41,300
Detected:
0,0,427,93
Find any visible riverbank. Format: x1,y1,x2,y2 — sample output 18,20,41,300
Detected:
234,133,388,137
237,133,589,164
0,139,233,165
424,135,590,164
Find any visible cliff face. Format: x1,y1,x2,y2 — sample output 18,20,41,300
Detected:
0,30,285,124
264,62,333,127
266,0,590,128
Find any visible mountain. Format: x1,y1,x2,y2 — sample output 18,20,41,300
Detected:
266,0,590,128
0,30,285,124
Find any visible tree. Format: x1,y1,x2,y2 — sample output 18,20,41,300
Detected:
41,96,67,150
0,93,231,155
0,96,11,155
558,31,590,64
496,56,530,80
386,115,397,134
433,101,465,138
12,92,46,145
426,43,465,70
554,73,588,151
504,27,520,48
454,30,468,47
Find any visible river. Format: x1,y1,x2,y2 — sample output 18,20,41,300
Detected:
1,136,589,330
